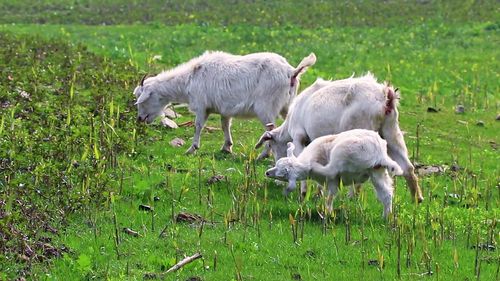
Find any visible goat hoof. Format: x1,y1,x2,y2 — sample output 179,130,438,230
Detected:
282,188,292,197
185,146,198,155
383,208,392,219
221,147,233,154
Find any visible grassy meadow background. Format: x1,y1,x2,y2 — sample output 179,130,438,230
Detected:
0,1,498,280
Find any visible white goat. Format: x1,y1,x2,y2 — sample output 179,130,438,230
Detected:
265,129,403,218
256,73,423,202
134,51,316,154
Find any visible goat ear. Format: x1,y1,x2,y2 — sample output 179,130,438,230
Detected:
286,142,295,158
265,123,275,131
135,90,151,105
255,131,273,149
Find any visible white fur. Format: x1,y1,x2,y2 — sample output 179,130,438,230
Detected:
134,51,316,154
256,73,423,202
265,129,403,218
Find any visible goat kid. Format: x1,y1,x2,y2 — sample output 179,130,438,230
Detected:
265,129,403,218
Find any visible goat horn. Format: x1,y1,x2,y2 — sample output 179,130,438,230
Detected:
140,74,148,87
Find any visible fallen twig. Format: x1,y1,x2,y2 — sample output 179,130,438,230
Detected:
166,253,202,273
143,252,203,279
122,227,140,237
179,121,194,127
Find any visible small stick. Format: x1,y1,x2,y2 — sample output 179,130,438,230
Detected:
166,253,202,273
122,227,140,237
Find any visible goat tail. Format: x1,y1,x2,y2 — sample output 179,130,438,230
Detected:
384,85,401,115
381,157,403,177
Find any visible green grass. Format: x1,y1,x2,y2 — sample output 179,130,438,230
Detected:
0,0,497,27
0,1,499,280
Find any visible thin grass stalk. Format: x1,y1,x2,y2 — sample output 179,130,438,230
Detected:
198,156,202,205
112,203,120,259
213,250,217,271
415,122,421,163
230,244,242,281
397,224,401,278
474,230,480,277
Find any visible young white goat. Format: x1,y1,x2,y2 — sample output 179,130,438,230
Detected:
134,51,316,154
256,73,423,202
265,129,403,218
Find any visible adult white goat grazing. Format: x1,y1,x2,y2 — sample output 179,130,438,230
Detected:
256,73,424,202
134,51,316,154
265,129,403,218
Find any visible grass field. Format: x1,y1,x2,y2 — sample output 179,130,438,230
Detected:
0,1,499,280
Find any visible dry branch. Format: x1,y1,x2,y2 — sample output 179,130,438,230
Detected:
166,253,202,273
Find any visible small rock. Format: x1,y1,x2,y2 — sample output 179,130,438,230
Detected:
170,137,185,147
153,196,160,201
0,100,10,109
427,107,438,113
143,273,159,280
122,227,140,237
471,244,496,251
207,174,225,185
161,117,178,129
41,243,61,258
368,259,380,266
19,90,31,100
176,212,204,223
416,165,444,176
455,104,465,114
496,114,500,121
163,107,180,119
304,250,316,259
139,204,153,212
476,120,484,127
450,163,461,172
418,271,433,277
489,141,497,150
204,126,220,133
